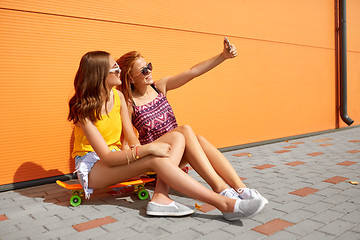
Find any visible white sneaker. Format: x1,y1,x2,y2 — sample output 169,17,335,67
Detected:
222,198,266,221
220,188,239,199
237,188,269,204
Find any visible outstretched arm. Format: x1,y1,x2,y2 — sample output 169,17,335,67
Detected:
156,38,237,94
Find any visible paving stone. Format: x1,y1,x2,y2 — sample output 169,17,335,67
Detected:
289,187,319,197
1,225,48,240
122,215,174,233
340,188,360,197
0,224,20,236
299,230,335,240
279,209,315,223
15,215,58,231
193,219,230,234
252,218,294,236
159,228,202,240
339,210,360,223
59,227,108,240
334,231,360,240
122,227,171,240
253,164,276,170
307,182,331,190
72,216,117,232
332,181,355,191
321,194,352,205
350,223,360,233
270,192,299,204
195,229,234,240
44,215,89,231
29,227,76,240
1,127,360,239
315,186,343,197
222,219,262,235
0,214,9,221
252,208,287,224
263,230,300,240
227,229,265,240
330,201,360,213
91,227,139,240
158,217,203,233
274,201,307,214
1,213,34,227
323,176,349,184
285,161,305,166
308,209,344,224
302,201,334,213
101,215,143,233
286,219,324,236
82,206,124,220
317,219,355,236
0,198,37,211
337,161,357,166
294,194,327,204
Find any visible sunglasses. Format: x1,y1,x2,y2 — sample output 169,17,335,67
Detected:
109,62,120,74
137,62,153,76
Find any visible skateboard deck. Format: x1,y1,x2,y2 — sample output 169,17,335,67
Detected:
56,177,155,206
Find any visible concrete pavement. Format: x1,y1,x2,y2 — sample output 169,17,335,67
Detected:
1,126,359,239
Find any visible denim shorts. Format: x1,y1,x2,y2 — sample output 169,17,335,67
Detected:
74,152,100,199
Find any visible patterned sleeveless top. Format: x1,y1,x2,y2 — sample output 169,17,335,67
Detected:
132,84,178,145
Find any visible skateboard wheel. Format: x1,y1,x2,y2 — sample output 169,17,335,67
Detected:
138,189,149,200
70,195,82,207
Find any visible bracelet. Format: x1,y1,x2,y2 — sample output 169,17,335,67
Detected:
125,150,130,165
131,147,136,161
135,146,140,160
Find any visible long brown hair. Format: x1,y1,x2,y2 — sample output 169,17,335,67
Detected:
116,51,143,105
68,51,111,124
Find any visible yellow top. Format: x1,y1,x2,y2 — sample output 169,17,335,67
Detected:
72,88,122,158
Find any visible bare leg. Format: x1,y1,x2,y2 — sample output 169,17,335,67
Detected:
150,132,184,205
174,125,233,192
90,131,183,205
197,135,246,189
88,132,235,212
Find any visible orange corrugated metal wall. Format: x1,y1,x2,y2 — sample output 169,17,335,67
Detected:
0,0,359,185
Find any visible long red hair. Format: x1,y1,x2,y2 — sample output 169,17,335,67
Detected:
116,51,143,105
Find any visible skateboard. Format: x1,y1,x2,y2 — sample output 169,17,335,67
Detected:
56,177,156,207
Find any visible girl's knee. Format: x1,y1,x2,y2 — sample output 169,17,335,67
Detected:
168,131,185,143
178,124,194,135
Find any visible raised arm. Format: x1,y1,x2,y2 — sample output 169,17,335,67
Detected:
156,38,237,94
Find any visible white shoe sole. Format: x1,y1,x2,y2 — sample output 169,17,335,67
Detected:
146,209,194,217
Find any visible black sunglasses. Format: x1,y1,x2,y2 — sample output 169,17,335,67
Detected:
138,62,153,76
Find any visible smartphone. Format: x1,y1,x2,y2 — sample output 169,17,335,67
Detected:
224,37,232,51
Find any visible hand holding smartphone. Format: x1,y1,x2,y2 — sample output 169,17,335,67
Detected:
224,37,232,51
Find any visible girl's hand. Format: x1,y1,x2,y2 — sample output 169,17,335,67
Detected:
223,39,238,59
148,142,171,157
